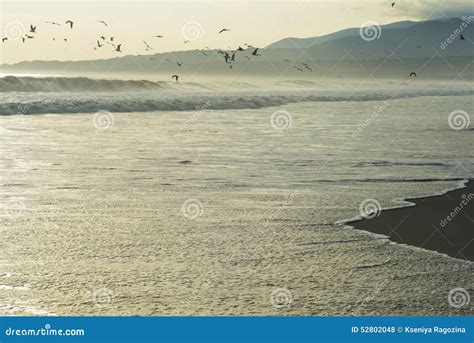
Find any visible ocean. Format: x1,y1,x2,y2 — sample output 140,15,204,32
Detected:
0,75,472,315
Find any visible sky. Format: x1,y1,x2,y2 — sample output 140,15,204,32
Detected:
0,0,472,64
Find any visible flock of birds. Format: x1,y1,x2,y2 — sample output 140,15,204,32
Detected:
1,1,469,82
0,20,273,83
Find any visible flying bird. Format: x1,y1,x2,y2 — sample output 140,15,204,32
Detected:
460,34,465,40
251,48,261,56
305,66,313,72
237,46,244,51
231,51,236,61
97,40,103,48
218,28,230,34
114,44,122,52
391,2,395,7
25,34,34,39
45,21,60,26
65,20,74,29
153,35,164,38
143,41,153,51
409,72,417,77
223,52,230,63
98,20,108,27
29,25,37,33
177,62,182,66
2,37,7,42
172,75,179,83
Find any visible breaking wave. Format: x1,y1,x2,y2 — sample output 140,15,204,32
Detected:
1,76,472,115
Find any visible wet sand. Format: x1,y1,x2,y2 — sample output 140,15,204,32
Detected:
347,181,474,261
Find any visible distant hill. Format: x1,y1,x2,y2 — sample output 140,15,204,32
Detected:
1,18,472,79
266,21,417,50
301,18,473,60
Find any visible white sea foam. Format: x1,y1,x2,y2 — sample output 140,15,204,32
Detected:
0,76,472,115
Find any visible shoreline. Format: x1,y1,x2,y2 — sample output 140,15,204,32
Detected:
344,179,474,261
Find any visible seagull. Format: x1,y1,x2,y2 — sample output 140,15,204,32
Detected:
65,20,74,29
100,36,106,40
223,52,230,63
460,34,465,40
110,37,114,41
29,25,37,33
409,72,417,77
237,46,244,51
251,48,261,56
114,44,122,52
97,40,103,48
143,41,153,51
218,28,230,34
25,34,34,39
45,21,61,26
153,35,164,38
172,75,179,83
2,37,7,42
98,20,108,27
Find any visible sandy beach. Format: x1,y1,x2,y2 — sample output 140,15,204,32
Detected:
347,181,474,261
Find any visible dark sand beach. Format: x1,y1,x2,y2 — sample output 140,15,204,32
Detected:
347,181,474,261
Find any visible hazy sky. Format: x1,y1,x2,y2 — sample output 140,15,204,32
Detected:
0,0,471,63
